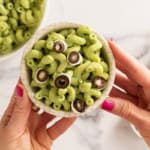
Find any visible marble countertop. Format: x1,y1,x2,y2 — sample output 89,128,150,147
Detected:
0,0,150,150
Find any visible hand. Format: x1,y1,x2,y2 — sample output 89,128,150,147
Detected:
0,80,76,150
101,40,150,146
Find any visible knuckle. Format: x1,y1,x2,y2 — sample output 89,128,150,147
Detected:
119,102,133,119
13,102,25,114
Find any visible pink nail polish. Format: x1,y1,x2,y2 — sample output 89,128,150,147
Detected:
16,85,23,97
101,100,114,111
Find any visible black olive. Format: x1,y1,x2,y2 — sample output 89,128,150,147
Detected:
72,99,86,113
67,51,81,65
36,69,49,82
92,76,106,89
55,74,70,88
53,40,67,53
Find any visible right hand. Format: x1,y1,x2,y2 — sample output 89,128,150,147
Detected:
101,40,150,147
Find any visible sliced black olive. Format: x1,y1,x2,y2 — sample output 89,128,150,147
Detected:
72,99,86,113
53,40,67,53
55,74,70,89
92,76,106,89
67,51,82,65
36,69,49,83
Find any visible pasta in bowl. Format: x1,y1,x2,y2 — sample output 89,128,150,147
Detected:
21,22,116,117
0,0,45,61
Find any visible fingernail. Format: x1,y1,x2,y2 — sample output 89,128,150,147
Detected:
16,85,24,97
101,100,114,111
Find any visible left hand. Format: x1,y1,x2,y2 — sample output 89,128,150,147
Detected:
0,80,76,150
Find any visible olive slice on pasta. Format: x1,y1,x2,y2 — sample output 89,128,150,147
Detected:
53,40,67,53
67,51,82,65
55,74,70,89
35,69,49,83
92,76,106,89
71,99,86,113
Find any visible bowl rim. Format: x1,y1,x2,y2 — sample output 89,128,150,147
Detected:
20,22,116,117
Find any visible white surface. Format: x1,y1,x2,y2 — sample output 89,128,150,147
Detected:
0,0,150,150
62,0,150,36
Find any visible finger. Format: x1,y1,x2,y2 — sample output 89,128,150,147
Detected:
0,93,16,128
6,83,31,135
28,106,56,130
108,40,150,87
116,60,137,83
0,79,21,128
34,114,56,149
47,117,76,140
115,70,138,96
110,87,138,105
101,97,150,128
28,111,56,147
39,113,56,127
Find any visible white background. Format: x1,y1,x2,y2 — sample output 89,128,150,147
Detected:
62,0,150,36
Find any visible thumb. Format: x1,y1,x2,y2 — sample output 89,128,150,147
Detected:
101,97,150,128
6,83,31,134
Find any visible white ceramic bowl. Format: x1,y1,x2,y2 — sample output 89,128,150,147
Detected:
21,22,116,117
130,124,142,138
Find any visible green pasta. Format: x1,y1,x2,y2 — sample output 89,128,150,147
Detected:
6,2,14,10
46,60,58,74
11,9,19,19
0,16,8,21
48,88,64,105
86,62,104,77
62,101,71,111
83,41,102,63
0,21,9,32
31,80,48,88
25,49,43,69
35,88,49,101
65,45,81,54
26,10,36,24
68,29,76,35
79,82,92,93
48,32,65,41
25,25,110,113
74,62,91,79
52,103,61,111
15,28,26,43
39,55,54,66
0,0,45,55
8,18,18,30
20,0,30,9
77,26,92,35
34,40,46,50
66,86,76,102
0,0,4,4
0,4,8,15
46,40,54,50
50,52,67,72
85,96,94,106
66,34,86,45
60,29,69,37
